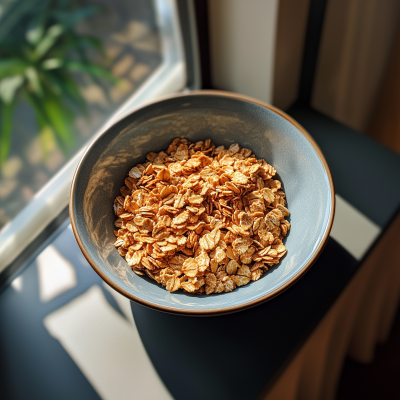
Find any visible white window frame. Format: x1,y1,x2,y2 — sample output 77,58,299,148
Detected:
0,0,198,273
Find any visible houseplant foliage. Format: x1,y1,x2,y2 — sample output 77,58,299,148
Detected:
0,0,116,164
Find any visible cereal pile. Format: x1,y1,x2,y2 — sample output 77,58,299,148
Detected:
113,138,290,294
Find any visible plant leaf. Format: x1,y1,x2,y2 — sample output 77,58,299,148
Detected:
46,71,87,112
32,95,61,160
0,75,24,103
33,24,64,61
0,59,28,79
42,58,63,70
67,32,114,102
65,60,118,83
73,35,109,60
82,36,109,59
52,6,102,29
0,0,42,42
24,88,74,154
51,34,108,61
0,102,14,165
25,67,43,97
25,0,51,45
26,16,45,45
37,116,56,161
39,70,62,96
26,24,44,45
41,93,74,147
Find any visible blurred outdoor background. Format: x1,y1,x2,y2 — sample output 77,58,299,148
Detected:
0,0,161,230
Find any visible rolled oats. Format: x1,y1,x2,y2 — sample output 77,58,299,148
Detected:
113,138,290,294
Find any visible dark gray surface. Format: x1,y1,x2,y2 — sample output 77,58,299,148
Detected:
2,102,399,400
130,103,400,400
0,223,126,400
0,220,356,400
132,237,357,400
71,93,334,315
288,104,400,229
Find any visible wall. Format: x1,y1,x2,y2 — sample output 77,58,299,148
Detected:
208,0,279,105
208,0,400,147
272,0,310,111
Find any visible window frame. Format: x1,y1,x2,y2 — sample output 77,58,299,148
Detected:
0,0,200,277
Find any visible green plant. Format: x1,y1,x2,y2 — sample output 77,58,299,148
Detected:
0,0,117,164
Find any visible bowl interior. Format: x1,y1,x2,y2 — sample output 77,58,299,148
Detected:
71,93,334,314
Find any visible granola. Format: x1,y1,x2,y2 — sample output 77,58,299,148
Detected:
113,138,290,294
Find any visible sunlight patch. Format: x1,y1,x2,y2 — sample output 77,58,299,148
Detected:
37,244,77,302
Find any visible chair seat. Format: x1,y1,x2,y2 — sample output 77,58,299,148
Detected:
287,104,400,229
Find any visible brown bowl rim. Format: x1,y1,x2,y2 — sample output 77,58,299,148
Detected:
69,90,335,316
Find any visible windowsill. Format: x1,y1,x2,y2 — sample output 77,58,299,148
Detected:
0,0,188,276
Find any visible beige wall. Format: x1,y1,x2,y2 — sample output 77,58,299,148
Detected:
272,0,310,111
209,0,400,148
208,0,279,104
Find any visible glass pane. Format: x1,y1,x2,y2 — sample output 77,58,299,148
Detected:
0,0,162,230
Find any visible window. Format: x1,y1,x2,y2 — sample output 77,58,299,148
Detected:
0,0,198,275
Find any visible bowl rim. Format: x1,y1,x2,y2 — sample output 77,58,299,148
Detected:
69,90,335,316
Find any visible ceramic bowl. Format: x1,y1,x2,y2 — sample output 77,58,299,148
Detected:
70,91,335,316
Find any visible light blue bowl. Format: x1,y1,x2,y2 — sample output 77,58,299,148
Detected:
70,91,335,316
